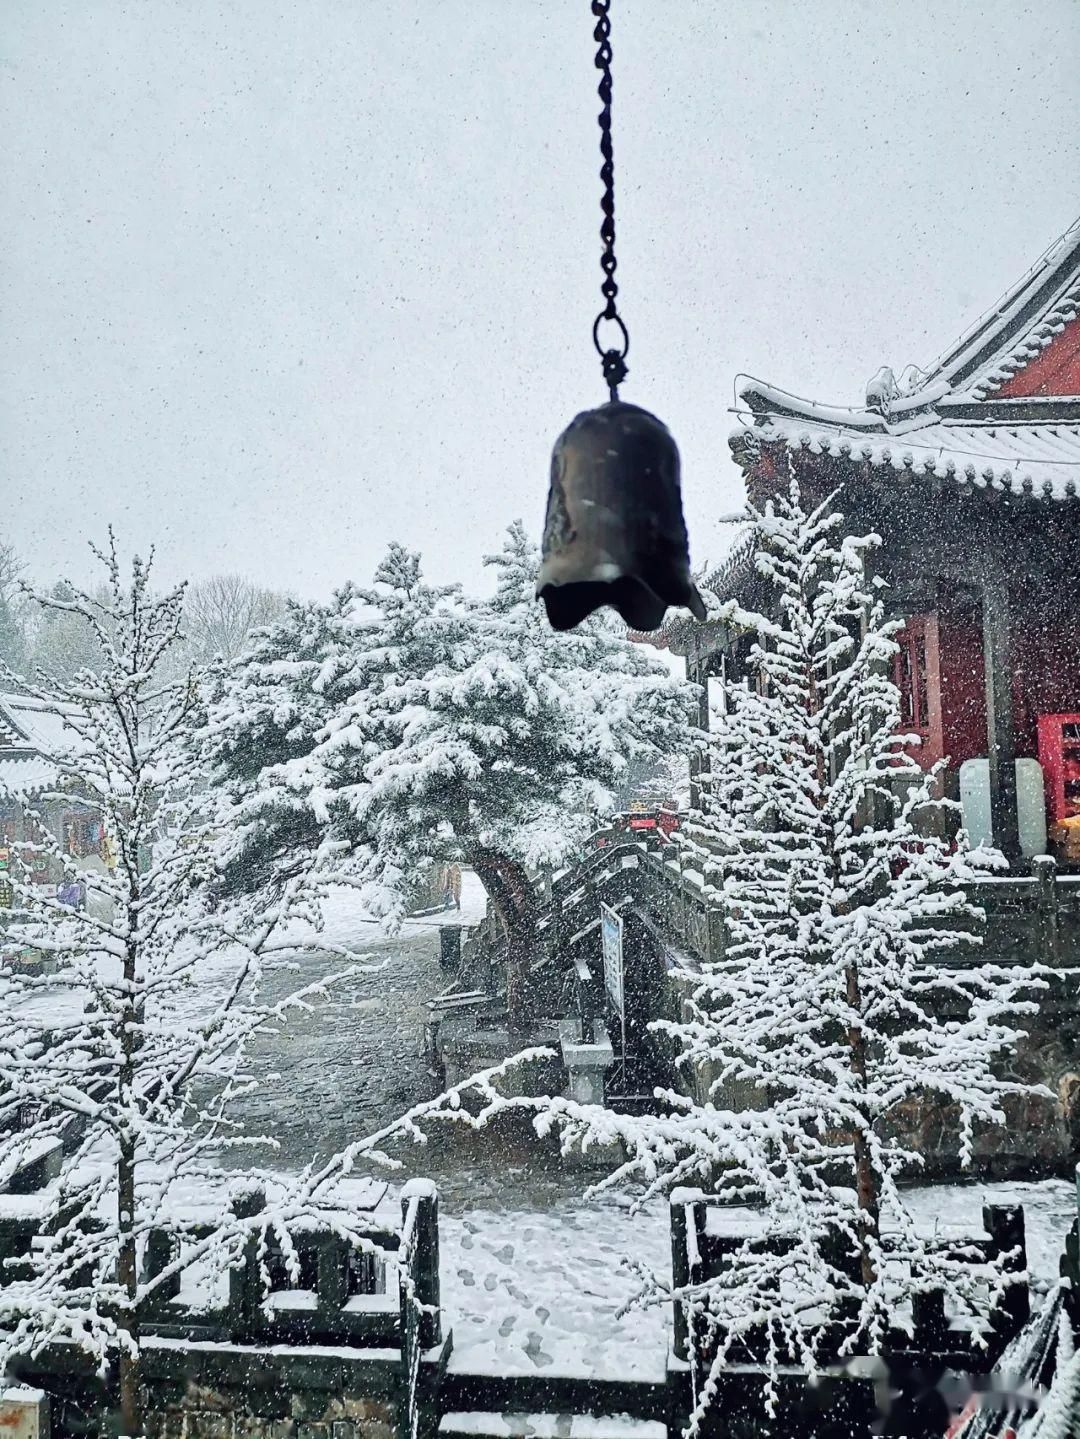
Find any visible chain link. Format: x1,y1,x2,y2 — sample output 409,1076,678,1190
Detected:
591,0,629,401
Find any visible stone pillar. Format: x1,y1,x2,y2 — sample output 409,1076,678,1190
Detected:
438,926,461,971
0,1389,49,1439
560,1020,615,1105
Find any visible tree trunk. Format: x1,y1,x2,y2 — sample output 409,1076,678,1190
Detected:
813,658,880,1290
117,1131,141,1435
118,1346,141,1438
804,633,881,1292
844,960,880,1288
466,846,539,1037
118,899,142,1436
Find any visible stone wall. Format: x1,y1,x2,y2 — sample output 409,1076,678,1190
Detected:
645,871,1080,1181
143,1359,398,1439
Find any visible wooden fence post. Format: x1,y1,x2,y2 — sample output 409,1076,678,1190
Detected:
139,1228,180,1316
317,1235,349,1316
228,1184,265,1342
984,1203,1029,1350
1035,855,1060,966
911,1289,948,1355
670,1188,705,1363
401,1180,441,1349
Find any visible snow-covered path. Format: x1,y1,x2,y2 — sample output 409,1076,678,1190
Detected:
440,1194,671,1381
215,874,489,1167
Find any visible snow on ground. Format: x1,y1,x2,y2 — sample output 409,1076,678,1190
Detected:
5,868,1076,1382
440,1193,671,1381
1,871,488,1033
435,1179,1077,1380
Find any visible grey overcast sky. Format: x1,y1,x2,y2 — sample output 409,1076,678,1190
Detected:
3,0,1079,599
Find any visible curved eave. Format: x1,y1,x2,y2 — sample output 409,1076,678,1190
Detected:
730,412,1080,504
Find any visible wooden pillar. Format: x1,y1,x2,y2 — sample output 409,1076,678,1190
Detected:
687,653,710,812
981,576,1021,862
984,1203,1029,1349
670,1189,705,1362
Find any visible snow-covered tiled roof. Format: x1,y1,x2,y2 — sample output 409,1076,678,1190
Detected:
738,411,1080,502
0,693,79,753
0,755,58,797
732,215,1080,504
0,693,81,798
919,215,1080,402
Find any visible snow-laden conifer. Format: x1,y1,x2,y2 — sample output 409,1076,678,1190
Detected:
207,525,695,1025
390,485,1045,1423
0,540,386,1434
653,481,1044,1400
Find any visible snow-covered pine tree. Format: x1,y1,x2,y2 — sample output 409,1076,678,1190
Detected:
208,526,696,1027
203,580,370,897
393,485,1045,1421
0,540,381,1435
653,482,1044,1387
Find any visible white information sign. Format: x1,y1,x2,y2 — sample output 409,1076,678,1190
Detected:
600,902,625,1053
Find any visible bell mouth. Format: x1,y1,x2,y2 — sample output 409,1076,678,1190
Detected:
539,576,669,632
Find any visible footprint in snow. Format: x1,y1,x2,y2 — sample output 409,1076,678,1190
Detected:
523,1334,553,1368
498,1316,516,1337
457,1269,475,1287
484,1275,497,1292
494,1244,514,1262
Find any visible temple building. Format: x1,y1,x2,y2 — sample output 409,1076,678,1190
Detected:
675,215,1080,867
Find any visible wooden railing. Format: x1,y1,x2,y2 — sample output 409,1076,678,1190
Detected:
0,1155,443,1390
670,1188,1029,1373
458,839,1080,990
452,838,724,1003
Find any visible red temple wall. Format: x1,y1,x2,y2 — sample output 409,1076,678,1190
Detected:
937,595,986,768
931,589,1080,770
1010,607,1080,754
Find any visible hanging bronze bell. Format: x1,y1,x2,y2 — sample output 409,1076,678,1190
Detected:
536,400,707,632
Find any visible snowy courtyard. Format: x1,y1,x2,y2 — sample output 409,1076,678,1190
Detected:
3,10,1080,1430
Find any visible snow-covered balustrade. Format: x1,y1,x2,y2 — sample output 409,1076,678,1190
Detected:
0,1165,447,1439
669,1189,1030,1374
133,1183,434,1351
961,863,1080,970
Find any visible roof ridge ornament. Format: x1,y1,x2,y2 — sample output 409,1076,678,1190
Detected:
865,364,930,417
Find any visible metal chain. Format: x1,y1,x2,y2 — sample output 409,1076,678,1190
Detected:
591,0,629,401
